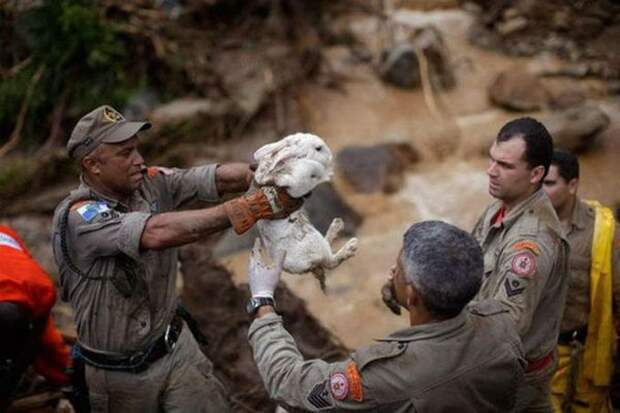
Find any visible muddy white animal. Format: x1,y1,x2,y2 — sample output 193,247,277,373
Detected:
253,133,358,289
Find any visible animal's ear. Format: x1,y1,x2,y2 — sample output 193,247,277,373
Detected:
254,139,298,184
253,140,289,162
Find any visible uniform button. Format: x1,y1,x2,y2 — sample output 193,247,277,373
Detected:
141,321,147,327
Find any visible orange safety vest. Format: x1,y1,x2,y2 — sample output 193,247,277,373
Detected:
0,225,69,384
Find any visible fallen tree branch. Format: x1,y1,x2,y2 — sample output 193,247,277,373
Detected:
0,64,45,158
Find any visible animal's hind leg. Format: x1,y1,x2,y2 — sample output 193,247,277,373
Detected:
324,238,358,269
325,218,344,245
312,267,327,291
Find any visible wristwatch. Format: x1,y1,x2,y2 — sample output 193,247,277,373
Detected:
246,296,276,315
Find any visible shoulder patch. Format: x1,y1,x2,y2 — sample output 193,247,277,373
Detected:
75,202,110,222
512,240,540,255
511,251,536,278
0,232,23,251
330,372,349,400
306,380,333,410
346,361,363,402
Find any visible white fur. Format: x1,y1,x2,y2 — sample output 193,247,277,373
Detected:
254,133,358,289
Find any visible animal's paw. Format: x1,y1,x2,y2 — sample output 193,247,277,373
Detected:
326,218,344,244
341,237,358,257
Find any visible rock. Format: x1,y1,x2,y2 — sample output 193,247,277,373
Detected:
542,105,610,152
212,182,362,258
379,44,419,88
488,69,549,111
304,182,363,237
336,142,420,194
379,26,455,90
548,87,586,110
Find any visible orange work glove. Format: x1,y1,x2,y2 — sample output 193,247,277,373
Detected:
224,186,303,234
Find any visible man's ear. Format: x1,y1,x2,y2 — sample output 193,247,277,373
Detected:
82,156,100,175
406,284,419,309
568,178,579,196
530,165,545,185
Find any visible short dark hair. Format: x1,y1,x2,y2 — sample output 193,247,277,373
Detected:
401,221,483,318
497,117,554,180
551,149,579,182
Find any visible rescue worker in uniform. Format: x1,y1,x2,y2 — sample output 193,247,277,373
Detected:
470,118,569,412
382,117,569,411
0,225,70,410
543,150,620,412
51,105,302,412
247,220,526,412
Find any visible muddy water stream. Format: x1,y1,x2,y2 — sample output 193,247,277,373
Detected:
218,9,620,349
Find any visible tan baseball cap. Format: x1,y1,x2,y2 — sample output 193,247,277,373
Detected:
67,105,151,160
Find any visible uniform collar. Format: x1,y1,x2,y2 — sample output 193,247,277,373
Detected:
569,198,592,231
375,310,468,343
488,188,546,230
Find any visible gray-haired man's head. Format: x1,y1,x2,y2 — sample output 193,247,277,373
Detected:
400,221,483,318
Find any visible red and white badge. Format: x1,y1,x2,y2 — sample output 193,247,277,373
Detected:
511,251,536,277
329,372,349,400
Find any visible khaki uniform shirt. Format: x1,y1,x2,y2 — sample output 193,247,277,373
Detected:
249,300,525,412
471,189,569,361
559,198,620,332
51,165,219,354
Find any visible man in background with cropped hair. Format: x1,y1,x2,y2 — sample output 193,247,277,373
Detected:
544,149,620,413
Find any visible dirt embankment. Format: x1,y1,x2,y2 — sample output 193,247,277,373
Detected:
467,0,620,79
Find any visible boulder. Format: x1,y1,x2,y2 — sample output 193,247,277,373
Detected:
379,26,455,90
336,142,420,194
542,105,610,152
304,182,363,237
488,69,549,111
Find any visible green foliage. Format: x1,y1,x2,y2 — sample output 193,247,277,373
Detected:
0,0,139,149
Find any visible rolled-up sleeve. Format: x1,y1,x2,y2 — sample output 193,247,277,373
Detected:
70,206,151,261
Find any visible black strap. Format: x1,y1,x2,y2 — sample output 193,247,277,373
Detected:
176,304,208,346
76,315,183,373
59,195,139,297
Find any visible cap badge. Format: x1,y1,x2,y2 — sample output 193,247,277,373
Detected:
103,107,125,123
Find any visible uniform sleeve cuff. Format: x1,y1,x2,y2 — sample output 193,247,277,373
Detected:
197,164,220,202
248,313,282,339
118,212,151,260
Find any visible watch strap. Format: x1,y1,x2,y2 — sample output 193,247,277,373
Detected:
246,296,276,315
